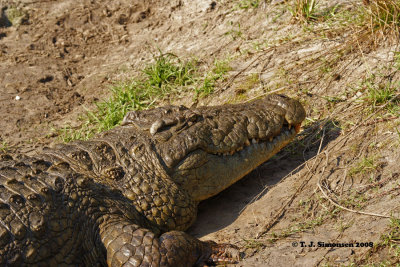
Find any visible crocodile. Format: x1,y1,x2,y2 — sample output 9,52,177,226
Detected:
0,94,305,266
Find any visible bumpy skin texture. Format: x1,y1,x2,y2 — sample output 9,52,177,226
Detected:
0,94,305,266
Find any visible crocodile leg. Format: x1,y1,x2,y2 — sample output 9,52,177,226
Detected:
100,215,239,267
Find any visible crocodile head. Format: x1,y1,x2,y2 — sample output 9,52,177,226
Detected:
122,94,305,202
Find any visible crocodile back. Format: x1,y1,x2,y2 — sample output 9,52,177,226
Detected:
0,154,95,266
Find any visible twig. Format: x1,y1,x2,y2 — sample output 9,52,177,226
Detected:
215,47,276,94
340,169,348,196
317,152,391,219
255,128,326,239
244,86,287,103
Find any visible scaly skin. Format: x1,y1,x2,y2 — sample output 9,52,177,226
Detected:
0,94,305,266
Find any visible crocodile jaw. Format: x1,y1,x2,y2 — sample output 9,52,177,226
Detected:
171,126,297,201
122,94,305,202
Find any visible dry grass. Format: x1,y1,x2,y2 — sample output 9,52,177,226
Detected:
364,0,400,34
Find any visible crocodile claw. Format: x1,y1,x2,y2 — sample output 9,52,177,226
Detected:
201,241,241,266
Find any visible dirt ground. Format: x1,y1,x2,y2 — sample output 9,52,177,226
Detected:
1,0,400,266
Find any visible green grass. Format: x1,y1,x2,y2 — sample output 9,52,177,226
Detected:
194,58,232,99
57,53,230,142
323,1,400,33
237,0,260,10
361,218,400,266
5,6,28,26
290,0,318,22
224,21,243,40
242,239,265,250
0,141,9,153
381,218,400,255
358,75,400,115
329,1,400,45
88,53,198,133
340,191,369,209
349,156,378,177
142,53,197,91
268,214,325,242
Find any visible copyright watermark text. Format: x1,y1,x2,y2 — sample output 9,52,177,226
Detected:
291,241,374,248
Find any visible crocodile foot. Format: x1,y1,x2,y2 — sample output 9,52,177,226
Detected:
201,241,240,266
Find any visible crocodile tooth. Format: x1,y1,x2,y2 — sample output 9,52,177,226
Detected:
244,139,250,146
269,136,273,142
237,146,243,152
230,150,235,155
288,124,291,129
252,138,257,144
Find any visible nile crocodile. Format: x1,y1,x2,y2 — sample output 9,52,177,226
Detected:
0,94,305,266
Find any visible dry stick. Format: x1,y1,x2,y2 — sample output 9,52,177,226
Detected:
244,87,288,103
304,127,326,173
215,47,276,94
340,169,348,196
255,129,326,239
239,157,306,216
316,152,391,219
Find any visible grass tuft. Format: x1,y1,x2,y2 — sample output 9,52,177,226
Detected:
237,0,260,10
381,218,400,256
290,0,318,23
5,6,28,26
348,156,378,177
142,53,197,91
194,58,232,99
354,0,400,46
365,0,400,32
358,75,400,115
0,141,9,153
57,53,230,142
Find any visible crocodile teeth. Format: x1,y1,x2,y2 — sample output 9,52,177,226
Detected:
269,136,273,142
288,124,292,130
295,124,301,133
252,138,257,144
223,152,229,156
244,139,250,146
237,146,243,152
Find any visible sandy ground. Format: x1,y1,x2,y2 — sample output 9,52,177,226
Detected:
1,0,400,265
